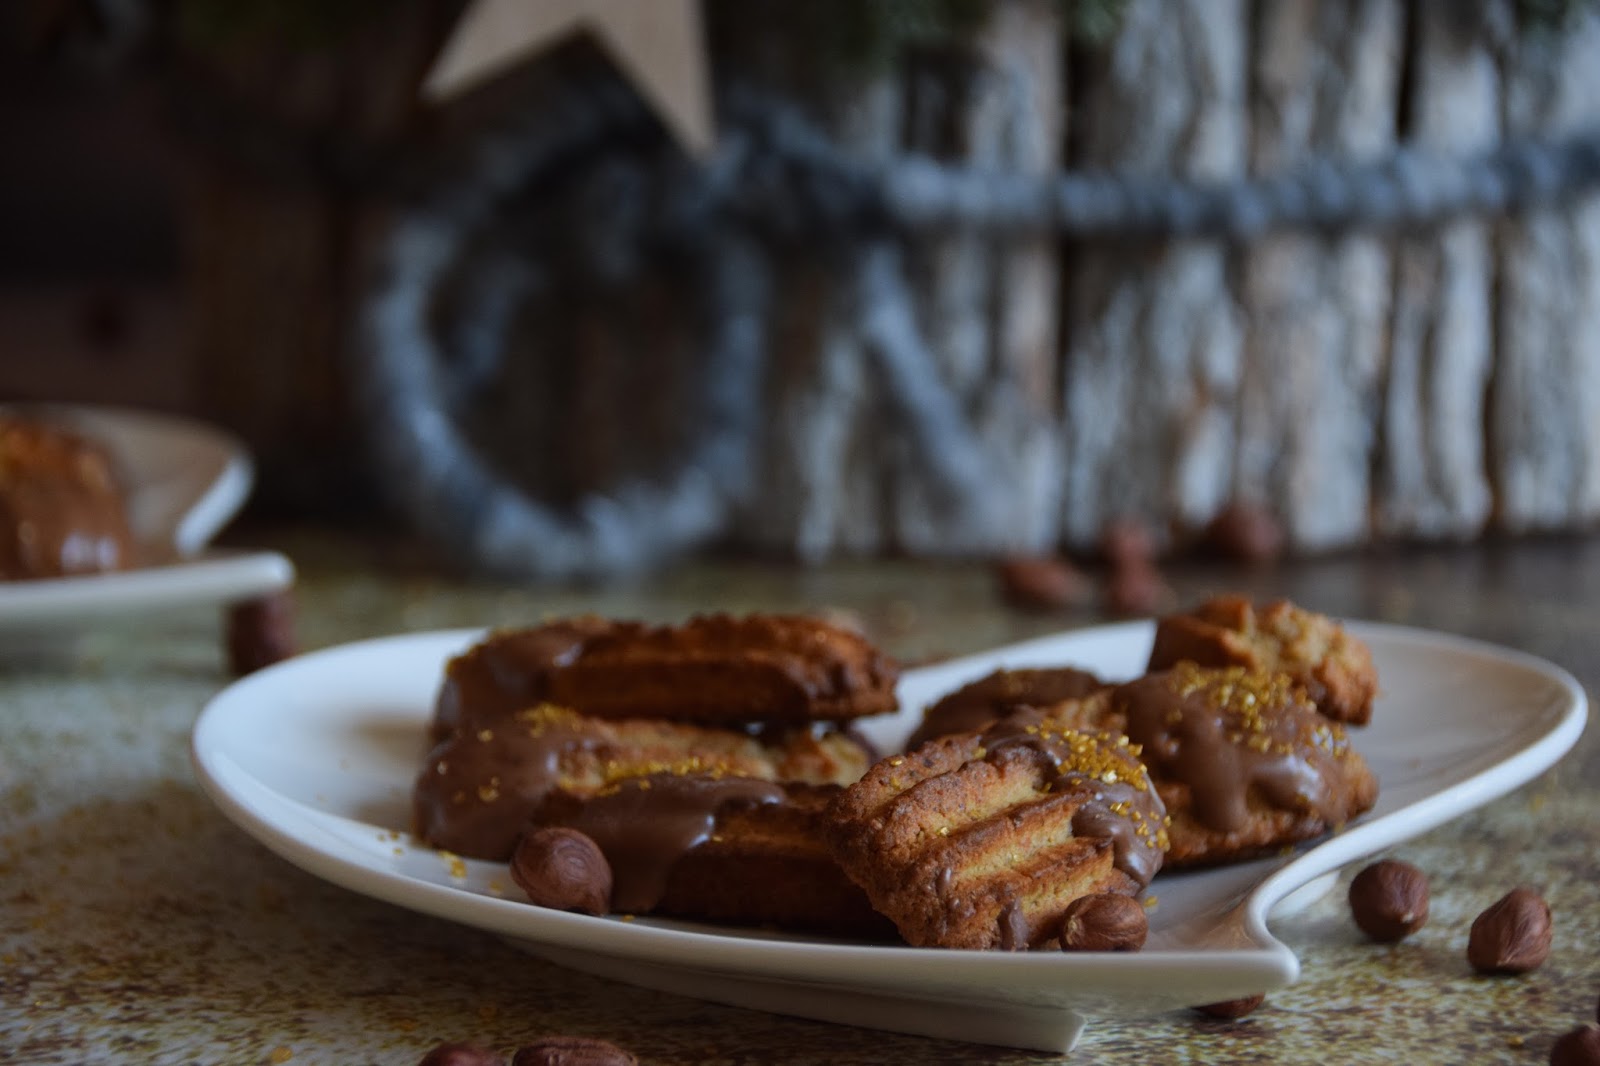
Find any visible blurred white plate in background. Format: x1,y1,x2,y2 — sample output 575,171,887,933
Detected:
0,404,293,631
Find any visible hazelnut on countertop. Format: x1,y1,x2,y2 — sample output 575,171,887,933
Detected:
1550,1024,1600,1066
512,1036,638,1066
1467,887,1552,975
996,556,1090,612
1193,994,1265,1020
1348,860,1429,943
419,1044,504,1066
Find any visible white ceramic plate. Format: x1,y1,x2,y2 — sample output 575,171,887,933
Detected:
190,622,1586,1052
0,404,293,632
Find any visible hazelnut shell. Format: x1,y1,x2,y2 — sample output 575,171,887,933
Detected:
996,557,1089,612
1347,860,1429,942
1058,893,1148,952
1466,887,1552,975
1550,1024,1600,1066
1193,994,1265,1020
418,1044,504,1066
511,828,613,916
512,1036,638,1066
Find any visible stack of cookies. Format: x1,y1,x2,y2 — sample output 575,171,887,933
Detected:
412,597,1381,951
413,614,899,935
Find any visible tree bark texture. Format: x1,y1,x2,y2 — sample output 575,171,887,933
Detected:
1377,3,1499,541
1236,0,1402,551
723,48,903,560
1491,9,1600,532
184,1,1600,560
714,0,1064,560
889,0,1063,557
1058,0,1247,549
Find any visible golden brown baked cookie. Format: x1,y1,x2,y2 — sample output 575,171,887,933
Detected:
1147,595,1378,725
0,416,135,580
430,618,614,739
905,666,1107,750
826,712,1168,950
432,614,900,738
532,775,894,937
415,704,874,861
1050,664,1378,868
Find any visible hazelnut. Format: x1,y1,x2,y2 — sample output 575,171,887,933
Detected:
225,591,297,676
1551,1025,1600,1066
512,1036,638,1066
1467,887,1552,975
1203,502,1285,564
1059,893,1148,952
418,1044,504,1066
510,828,612,916
1193,994,1265,1020
1100,518,1157,566
996,556,1090,612
1103,560,1170,617
1347,860,1429,942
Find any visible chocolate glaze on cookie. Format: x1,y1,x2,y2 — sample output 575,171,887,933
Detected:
431,620,611,739
536,774,785,912
432,614,900,738
980,709,1168,887
1051,662,1382,868
415,704,871,861
907,667,1106,750
1114,665,1345,833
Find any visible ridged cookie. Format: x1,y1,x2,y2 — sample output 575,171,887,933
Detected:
415,704,873,861
533,775,893,937
1147,596,1377,725
827,712,1168,950
1050,664,1379,868
432,614,900,738
906,666,1107,750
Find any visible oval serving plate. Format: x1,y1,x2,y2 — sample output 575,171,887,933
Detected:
190,621,1585,1053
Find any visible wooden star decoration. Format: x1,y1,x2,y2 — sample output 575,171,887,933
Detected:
423,0,714,156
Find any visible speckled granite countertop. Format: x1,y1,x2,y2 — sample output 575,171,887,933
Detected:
3,532,1597,1065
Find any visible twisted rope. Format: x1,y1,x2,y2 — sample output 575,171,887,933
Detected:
361,77,1600,580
